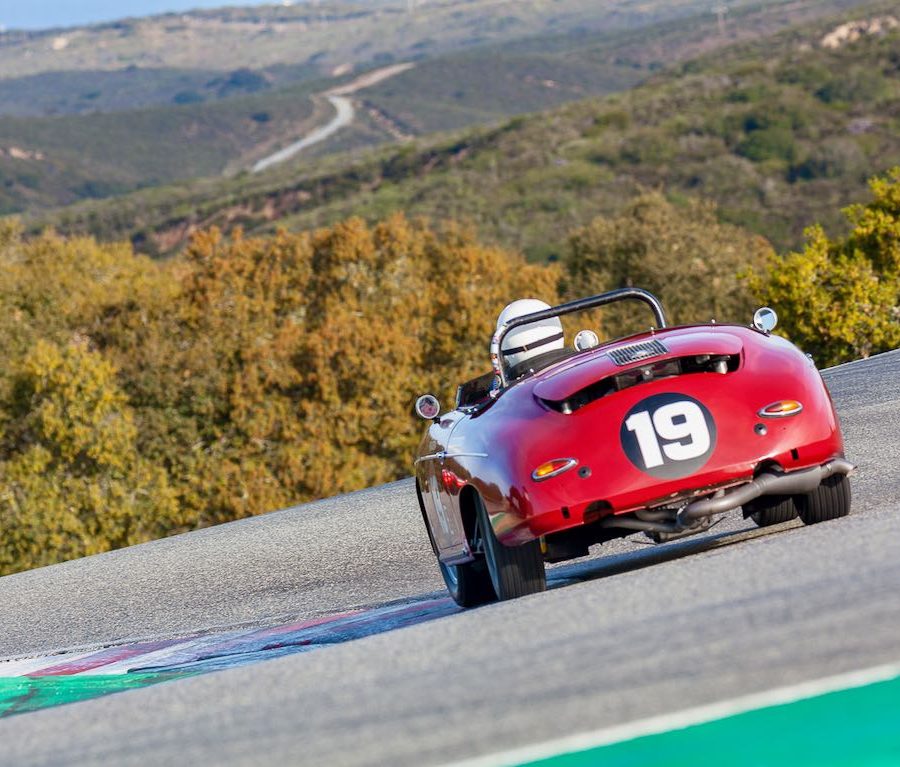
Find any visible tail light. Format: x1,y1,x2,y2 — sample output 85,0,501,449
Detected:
532,458,578,482
758,400,804,417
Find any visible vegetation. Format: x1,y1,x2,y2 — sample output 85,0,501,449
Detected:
359,0,868,135
0,80,326,214
272,14,900,257
0,215,554,574
0,0,753,80
1,165,897,575
565,193,773,333
752,167,900,365
31,2,899,258
0,0,873,216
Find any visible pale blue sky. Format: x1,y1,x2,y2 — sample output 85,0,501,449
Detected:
0,1,300,31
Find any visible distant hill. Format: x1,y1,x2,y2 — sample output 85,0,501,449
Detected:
0,0,874,217
32,1,900,258
0,78,328,214
0,0,773,81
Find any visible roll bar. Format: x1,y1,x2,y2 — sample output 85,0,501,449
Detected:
490,287,667,388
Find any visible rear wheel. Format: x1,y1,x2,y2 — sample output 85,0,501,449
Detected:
475,493,546,601
798,474,851,525
417,480,494,608
746,495,799,528
438,560,495,608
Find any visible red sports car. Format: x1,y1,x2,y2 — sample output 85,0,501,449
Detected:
413,288,854,607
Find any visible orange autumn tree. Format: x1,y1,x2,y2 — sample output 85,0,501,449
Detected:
295,215,559,500
98,215,558,528
0,214,557,572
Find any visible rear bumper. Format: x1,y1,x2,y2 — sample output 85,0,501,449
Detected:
501,455,852,544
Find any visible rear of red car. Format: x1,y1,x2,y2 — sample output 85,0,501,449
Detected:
416,289,853,606
475,324,845,546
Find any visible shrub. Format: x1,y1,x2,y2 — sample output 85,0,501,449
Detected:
566,192,772,336
750,167,900,365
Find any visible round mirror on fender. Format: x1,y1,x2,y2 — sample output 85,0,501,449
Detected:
753,307,778,334
574,329,600,352
415,394,441,421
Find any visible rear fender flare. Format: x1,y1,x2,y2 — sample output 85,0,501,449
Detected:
415,479,439,557
458,485,481,550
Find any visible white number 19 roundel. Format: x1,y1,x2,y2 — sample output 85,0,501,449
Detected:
620,393,716,479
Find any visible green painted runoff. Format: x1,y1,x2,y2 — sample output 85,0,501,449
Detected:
522,676,900,767
0,673,191,717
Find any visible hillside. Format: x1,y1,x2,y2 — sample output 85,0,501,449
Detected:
0,0,865,216
359,0,872,134
0,0,765,81
0,79,329,213
0,0,762,121
34,2,900,257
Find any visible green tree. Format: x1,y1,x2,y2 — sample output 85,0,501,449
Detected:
566,192,772,336
752,168,900,366
0,340,181,575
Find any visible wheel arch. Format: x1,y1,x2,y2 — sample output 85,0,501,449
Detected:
458,484,482,548
415,478,439,557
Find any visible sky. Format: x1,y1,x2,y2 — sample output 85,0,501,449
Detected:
0,1,301,31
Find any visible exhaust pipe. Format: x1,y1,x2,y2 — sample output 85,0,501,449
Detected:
677,458,855,525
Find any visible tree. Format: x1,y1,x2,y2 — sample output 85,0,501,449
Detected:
0,340,181,575
751,167,900,366
566,192,772,336
85,214,557,529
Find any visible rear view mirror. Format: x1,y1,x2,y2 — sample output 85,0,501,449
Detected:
574,329,600,351
753,307,778,333
415,394,441,421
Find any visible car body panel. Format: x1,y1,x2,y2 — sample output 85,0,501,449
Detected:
532,330,744,402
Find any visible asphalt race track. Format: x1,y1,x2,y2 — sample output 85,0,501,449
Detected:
1,350,899,766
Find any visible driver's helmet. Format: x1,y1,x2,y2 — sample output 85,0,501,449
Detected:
496,299,565,370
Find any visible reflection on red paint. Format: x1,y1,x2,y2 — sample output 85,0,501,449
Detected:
441,469,465,495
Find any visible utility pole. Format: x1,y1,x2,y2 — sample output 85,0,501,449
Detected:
713,4,727,36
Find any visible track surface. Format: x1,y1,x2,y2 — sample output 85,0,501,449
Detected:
1,350,898,766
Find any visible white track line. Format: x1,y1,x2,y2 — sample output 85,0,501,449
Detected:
0,651,99,677
443,661,900,767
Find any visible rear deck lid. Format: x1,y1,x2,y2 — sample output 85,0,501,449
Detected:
533,330,743,404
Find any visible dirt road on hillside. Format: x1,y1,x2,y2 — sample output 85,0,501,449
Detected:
252,63,414,173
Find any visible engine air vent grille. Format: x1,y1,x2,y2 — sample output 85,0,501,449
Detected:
607,339,668,367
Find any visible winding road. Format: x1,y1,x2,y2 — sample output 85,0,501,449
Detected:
0,349,898,765
251,63,414,174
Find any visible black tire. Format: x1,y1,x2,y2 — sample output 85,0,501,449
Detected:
438,559,496,608
416,481,494,608
475,493,546,601
746,495,799,528
798,473,851,525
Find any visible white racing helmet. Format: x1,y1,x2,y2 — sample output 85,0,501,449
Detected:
497,299,565,370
